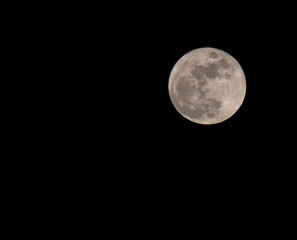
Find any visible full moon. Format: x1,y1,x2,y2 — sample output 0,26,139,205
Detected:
168,47,246,125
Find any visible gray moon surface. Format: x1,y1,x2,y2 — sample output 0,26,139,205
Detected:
168,47,246,124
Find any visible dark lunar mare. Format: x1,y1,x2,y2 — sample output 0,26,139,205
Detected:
191,65,206,79
170,69,222,121
205,63,220,78
170,90,222,120
178,62,224,120
175,76,196,101
218,57,231,69
209,52,218,58
191,63,220,80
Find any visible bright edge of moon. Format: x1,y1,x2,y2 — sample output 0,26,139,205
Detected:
168,47,246,125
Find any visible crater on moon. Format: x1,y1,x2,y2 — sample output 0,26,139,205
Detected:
168,47,246,124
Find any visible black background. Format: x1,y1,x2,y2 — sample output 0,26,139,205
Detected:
6,2,296,232
96,4,294,162
24,3,294,187
72,3,296,211
87,3,296,230
12,2,294,162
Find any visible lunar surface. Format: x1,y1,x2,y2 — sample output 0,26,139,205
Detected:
168,47,246,124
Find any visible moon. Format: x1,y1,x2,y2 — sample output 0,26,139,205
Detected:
168,47,246,125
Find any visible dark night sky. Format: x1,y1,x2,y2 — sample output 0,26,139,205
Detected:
95,3,296,178
20,2,293,174
8,2,295,230
2,3,296,236
11,1,294,188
